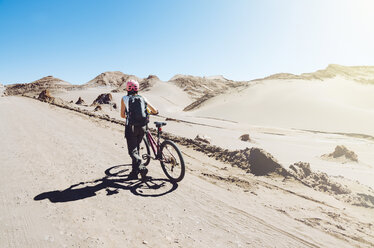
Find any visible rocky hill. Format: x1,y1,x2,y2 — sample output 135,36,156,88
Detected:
83,71,141,88
169,74,249,111
4,64,374,98
169,74,248,99
257,64,374,83
139,75,160,91
4,76,71,96
111,74,161,92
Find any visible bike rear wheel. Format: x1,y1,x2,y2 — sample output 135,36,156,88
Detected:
139,137,151,166
160,140,185,182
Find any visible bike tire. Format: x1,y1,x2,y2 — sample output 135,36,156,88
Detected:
160,140,185,182
140,137,151,166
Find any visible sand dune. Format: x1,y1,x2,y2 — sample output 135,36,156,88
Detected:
191,77,374,136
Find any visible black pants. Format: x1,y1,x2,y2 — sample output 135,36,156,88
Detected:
125,125,145,170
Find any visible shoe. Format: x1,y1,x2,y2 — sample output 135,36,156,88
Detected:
139,164,147,171
127,169,139,180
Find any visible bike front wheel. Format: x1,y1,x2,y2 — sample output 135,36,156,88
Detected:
160,140,185,182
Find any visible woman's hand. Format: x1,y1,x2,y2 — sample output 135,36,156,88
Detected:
146,104,159,115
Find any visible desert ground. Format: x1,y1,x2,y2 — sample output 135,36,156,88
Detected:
1,65,374,247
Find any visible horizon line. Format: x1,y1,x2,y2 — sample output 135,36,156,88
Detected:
2,63,374,86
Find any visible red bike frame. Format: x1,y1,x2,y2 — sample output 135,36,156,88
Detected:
145,127,163,159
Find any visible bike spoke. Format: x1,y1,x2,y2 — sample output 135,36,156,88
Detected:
162,144,181,176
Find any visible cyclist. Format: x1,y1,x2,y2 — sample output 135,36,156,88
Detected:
120,79,159,179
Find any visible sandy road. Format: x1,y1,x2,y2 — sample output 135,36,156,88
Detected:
0,96,359,247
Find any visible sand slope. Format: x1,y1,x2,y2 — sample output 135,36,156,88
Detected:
1,96,374,247
191,77,374,136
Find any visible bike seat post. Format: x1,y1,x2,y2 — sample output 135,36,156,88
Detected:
157,126,161,144
154,122,166,145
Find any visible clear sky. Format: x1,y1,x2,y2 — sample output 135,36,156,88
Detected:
1,0,374,85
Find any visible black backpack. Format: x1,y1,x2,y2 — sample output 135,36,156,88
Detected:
127,95,148,126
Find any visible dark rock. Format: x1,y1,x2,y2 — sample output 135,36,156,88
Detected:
38,90,54,103
195,134,211,144
248,148,286,176
288,162,351,195
240,134,251,142
75,97,85,105
329,145,358,162
92,93,112,105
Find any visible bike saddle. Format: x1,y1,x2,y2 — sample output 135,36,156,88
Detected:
154,121,167,127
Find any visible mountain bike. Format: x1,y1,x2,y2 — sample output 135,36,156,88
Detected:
139,121,185,182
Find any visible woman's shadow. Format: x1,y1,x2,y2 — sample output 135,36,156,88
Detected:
34,164,178,203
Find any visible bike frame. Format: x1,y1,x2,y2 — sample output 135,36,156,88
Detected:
144,127,162,159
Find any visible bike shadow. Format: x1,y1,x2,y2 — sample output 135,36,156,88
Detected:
34,164,178,203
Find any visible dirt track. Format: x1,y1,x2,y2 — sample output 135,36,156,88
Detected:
0,96,372,248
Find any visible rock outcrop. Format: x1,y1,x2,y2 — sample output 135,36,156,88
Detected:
239,134,251,142
322,145,358,162
170,74,247,100
38,90,55,103
94,105,102,111
194,134,211,144
183,93,215,111
75,97,85,105
5,76,71,96
92,93,113,105
170,75,248,111
248,148,287,176
84,71,141,89
139,75,160,91
289,162,351,195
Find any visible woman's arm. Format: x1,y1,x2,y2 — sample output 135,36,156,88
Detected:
120,98,126,118
147,101,159,115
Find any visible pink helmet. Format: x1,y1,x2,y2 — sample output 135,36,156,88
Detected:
126,80,139,92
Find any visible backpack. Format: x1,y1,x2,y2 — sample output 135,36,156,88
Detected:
127,95,148,126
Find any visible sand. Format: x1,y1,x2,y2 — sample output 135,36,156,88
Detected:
191,77,374,136
1,96,374,247
2,66,374,247
51,77,374,189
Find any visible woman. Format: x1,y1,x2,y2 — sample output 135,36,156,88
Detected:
121,79,158,179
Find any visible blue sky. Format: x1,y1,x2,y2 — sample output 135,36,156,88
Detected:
1,0,374,85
